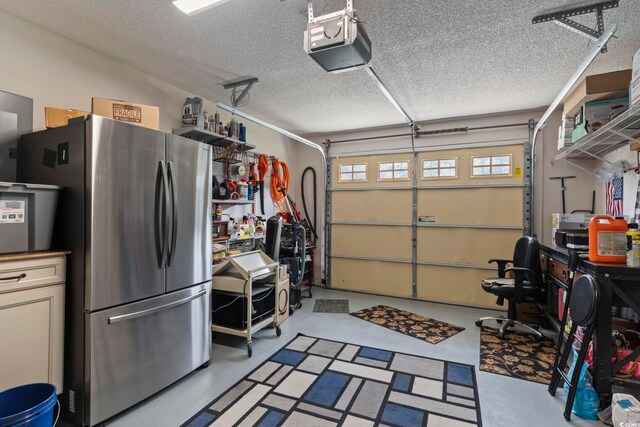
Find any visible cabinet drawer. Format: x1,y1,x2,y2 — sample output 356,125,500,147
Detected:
0,256,66,294
548,257,569,285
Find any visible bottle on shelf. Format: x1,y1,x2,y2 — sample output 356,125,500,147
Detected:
214,110,220,130
215,204,222,221
239,123,247,142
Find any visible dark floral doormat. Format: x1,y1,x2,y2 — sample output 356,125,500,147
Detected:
480,327,555,384
350,305,465,344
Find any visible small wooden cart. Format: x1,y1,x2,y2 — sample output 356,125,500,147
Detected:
211,251,281,357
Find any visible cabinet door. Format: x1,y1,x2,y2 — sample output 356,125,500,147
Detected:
0,284,64,391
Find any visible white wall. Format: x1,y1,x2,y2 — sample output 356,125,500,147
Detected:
0,9,296,221
597,144,640,220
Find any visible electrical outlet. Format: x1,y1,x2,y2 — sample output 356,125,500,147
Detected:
8,148,17,159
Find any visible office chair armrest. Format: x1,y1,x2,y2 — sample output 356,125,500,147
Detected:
504,266,535,275
505,267,535,300
488,259,513,278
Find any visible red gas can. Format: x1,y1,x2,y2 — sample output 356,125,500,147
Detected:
588,215,628,263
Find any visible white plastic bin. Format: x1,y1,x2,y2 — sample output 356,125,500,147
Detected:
0,182,62,254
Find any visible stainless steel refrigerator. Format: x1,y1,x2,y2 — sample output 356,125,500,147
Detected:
17,116,212,426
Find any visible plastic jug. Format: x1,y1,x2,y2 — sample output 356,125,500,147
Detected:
589,215,628,263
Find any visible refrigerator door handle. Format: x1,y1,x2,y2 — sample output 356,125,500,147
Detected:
107,289,207,324
167,161,178,266
155,161,169,268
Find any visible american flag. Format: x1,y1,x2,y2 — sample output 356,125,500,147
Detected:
606,176,623,216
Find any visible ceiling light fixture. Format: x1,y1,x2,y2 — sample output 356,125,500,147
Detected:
172,0,232,16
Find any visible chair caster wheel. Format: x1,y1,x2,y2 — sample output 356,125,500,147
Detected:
475,320,482,327
498,332,506,340
276,325,282,337
496,319,504,324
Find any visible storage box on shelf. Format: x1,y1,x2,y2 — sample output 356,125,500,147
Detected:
563,69,632,117
553,103,640,162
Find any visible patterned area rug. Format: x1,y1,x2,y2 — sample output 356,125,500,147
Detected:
183,334,483,427
479,327,555,384
350,305,465,345
313,299,350,313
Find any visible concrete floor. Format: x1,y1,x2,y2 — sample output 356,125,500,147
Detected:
63,288,599,427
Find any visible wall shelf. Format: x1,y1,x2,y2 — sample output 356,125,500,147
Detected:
173,126,256,151
553,103,640,162
213,199,255,205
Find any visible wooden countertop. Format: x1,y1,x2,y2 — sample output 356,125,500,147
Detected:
0,251,71,263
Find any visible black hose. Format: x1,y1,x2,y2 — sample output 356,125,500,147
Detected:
301,167,318,239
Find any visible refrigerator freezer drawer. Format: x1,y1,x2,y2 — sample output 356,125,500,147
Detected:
86,284,210,426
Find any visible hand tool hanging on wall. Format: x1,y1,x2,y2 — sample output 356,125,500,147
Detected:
301,167,318,240
550,176,576,214
270,157,290,213
248,162,259,215
257,154,269,215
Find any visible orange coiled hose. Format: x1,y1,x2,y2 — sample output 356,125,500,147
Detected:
270,158,290,212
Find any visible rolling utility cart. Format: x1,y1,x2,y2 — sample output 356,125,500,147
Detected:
212,251,281,357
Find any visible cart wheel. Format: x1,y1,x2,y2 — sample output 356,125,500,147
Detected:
289,308,294,316
475,320,482,327
308,289,313,298
247,342,253,358
276,325,282,337
496,319,504,324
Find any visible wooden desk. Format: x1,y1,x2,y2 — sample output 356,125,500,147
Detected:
540,243,640,407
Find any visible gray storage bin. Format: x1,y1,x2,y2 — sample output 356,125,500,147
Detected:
0,182,62,254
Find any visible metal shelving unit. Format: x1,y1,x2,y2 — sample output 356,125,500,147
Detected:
213,199,255,205
173,126,256,151
553,103,640,162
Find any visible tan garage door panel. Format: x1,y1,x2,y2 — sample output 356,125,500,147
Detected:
332,190,413,223
331,259,412,298
417,228,521,264
417,266,498,308
332,225,412,260
333,153,414,190
417,188,523,225
417,144,524,186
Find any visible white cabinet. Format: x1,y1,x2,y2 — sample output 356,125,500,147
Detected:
0,253,66,392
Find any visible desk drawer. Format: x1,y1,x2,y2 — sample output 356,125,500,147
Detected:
548,257,569,285
0,257,66,294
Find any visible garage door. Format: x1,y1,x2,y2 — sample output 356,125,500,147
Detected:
328,143,528,309
330,153,413,298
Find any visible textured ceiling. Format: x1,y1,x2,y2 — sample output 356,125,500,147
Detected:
0,0,639,134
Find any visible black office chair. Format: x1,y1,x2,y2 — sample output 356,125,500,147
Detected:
475,236,544,339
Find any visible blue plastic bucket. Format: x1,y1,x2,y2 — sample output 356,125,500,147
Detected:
0,383,58,427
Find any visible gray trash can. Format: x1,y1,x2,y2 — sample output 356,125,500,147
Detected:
0,182,62,254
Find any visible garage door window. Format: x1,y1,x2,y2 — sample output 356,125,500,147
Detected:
339,164,368,182
378,161,410,181
472,155,512,177
422,158,457,179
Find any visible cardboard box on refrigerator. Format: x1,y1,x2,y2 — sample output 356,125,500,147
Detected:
91,97,159,130
45,106,90,128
